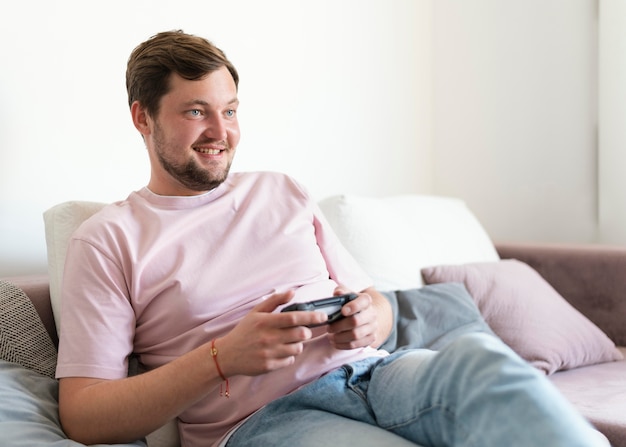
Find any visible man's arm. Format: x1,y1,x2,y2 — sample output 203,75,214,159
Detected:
59,291,329,445
59,342,222,444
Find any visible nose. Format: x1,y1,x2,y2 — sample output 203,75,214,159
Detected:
204,113,228,141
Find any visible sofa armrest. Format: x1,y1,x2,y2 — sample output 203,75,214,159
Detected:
495,242,626,346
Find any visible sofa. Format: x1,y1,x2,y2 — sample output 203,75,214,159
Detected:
1,193,625,446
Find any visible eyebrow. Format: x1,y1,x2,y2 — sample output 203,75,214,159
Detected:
184,97,239,107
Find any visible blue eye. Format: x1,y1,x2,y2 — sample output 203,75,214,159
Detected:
225,109,235,118
189,109,201,117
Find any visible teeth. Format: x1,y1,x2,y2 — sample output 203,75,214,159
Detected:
195,148,222,155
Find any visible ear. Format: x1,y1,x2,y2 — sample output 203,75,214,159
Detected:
130,101,152,136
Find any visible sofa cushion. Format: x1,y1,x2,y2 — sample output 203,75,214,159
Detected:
44,201,107,332
318,194,499,292
0,280,57,378
550,347,626,447
421,260,624,374
0,359,146,447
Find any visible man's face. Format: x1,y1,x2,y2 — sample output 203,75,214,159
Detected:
139,66,240,196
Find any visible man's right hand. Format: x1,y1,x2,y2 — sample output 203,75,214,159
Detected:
215,290,328,377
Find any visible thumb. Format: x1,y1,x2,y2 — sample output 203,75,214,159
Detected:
254,290,295,313
333,285,351,296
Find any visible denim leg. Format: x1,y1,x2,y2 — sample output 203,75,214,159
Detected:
366,333,607,447
225,357,420,447
226,409,421,447
227,333,608,447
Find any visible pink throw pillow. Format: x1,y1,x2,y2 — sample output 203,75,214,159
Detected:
421,259,623,375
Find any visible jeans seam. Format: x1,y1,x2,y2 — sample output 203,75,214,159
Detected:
342,365,377,422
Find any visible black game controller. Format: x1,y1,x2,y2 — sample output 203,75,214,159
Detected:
280,293,359,325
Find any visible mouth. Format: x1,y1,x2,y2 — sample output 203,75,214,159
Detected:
193,141,230,156
194,147,223,155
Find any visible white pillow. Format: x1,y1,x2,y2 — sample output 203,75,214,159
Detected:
43,201,107,334
318,194,499,291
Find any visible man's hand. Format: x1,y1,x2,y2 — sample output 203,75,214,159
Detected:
216,290,329,378
326,286,393,350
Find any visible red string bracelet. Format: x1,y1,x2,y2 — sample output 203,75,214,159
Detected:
210,339,230,398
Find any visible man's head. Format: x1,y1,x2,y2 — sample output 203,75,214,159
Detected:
126,30,239,118
127,31,240,196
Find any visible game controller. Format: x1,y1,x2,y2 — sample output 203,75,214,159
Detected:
280,293,359,325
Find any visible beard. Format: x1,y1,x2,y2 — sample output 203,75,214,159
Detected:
152,122,232,193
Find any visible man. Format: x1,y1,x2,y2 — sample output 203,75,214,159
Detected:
56,30,606,447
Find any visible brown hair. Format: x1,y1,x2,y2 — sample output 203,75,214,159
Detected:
126,30,239,117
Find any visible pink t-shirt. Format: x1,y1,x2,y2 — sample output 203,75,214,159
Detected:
56,171,387,447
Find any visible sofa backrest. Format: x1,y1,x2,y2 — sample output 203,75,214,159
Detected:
43,194,499,334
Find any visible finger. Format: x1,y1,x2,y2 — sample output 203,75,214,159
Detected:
341,293,371,317
333,285,350,296
329,321,377,349
328,300,375,334
331,332,376,350
279,310,328,328
253,290,295,313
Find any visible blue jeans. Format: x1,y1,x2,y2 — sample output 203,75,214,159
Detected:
226,333,607,447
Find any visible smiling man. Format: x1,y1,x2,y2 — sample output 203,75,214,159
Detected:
55,30,608,447
137,68,239,195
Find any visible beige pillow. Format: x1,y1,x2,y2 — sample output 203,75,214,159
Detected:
422,260,623,375
43,201,107,334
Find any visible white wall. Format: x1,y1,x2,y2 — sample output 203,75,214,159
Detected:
598,0,626,244
432,0,599,244
0,0,430,276
3,1,621,278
